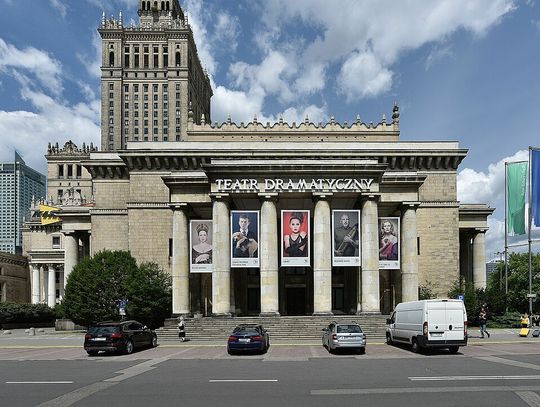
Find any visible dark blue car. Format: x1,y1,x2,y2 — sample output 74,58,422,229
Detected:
227,324,269,355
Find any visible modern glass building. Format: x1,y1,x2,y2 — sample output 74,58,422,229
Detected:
0,153,46,254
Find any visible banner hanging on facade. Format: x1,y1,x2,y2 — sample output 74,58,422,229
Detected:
190,220,213,273
231,211,260,268
378,217,400,269
281,210,310,266
332,210,360,266
507,161,528,235
532,149,540,228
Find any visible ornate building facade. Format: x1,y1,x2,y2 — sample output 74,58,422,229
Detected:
23,0,493,316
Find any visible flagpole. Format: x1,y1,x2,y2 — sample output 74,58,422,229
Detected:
529,146,533,316
505,161,509,296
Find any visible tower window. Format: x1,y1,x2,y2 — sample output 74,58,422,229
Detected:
109,51,114,67
58,165,64,178
175,52,180,67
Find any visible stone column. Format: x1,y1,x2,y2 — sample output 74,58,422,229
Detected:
313,194,333,315
259,194,280,316
63,232,78,287
212,195,231,316
171,204,190,315
401,203,419,302
360,195,380,313
473,230,487,289
40,265,47,303
31,264,40,304
48,265,56,308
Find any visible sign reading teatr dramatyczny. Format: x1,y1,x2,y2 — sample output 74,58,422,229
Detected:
216,178,374,193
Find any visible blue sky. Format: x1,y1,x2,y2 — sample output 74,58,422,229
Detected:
0,0,539,258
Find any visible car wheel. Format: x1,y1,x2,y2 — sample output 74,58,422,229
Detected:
358,347,366,355
86,350,98,356
448,346,459,354
227,348,234,355
328,345,334,354
411,339,419,353
386,333,393,345
151,336,158,348
125,340,134,355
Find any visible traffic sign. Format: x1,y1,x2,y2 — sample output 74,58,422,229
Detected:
457,294,464,301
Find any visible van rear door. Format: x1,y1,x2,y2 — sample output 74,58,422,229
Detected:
426,302,447,340
445,302,465,341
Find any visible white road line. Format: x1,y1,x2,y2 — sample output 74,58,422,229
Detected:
476,355,540,371
312,385,540,395
209,379,278,383
6,381,73,384
516,391,540,407
409,375,540,381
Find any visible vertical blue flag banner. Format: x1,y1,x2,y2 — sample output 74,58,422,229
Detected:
507,161,528,235
532,149,540,227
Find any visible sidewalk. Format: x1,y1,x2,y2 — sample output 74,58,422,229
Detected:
1,327,539,347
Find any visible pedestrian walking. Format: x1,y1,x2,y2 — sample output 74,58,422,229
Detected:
479,308,490,338
177,316,186,342
521,313,530,328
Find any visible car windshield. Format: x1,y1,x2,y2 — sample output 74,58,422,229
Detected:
233,326,259,335
337,325,362,333
88,326,120,335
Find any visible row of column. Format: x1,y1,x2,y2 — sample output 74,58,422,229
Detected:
171,195,419,316
31,264,64,307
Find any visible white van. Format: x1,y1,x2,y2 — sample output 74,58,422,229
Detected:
386,299,468,353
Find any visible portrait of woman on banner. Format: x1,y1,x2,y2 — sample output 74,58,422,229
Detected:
281,211,310,264
379,218,399,261
190,220,213,272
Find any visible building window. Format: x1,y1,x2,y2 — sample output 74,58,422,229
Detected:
153,127,158,134
67,165,73,178
52,236,60,248
134,84,139,92
175,51,180,67
76,165,82,178
176,83,180,91
58,165,64,178
135,128,139,135
163,84,168,92
154,102,158,109
109,83,114,90
154,94,158,101
109,51,114,67
57,189,63,199
109,92,114,99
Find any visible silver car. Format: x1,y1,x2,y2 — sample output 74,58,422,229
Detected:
322,321,366,354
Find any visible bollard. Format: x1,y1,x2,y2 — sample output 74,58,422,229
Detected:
29,327,35,336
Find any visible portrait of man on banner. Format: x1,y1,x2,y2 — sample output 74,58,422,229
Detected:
332,210,360,266
190,220,213,273
231,211,259,268
378,217,400,269
281,210,310,266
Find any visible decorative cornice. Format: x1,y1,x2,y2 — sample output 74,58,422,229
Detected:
419,201,461,208
0,252,29,267
126,202,171,209
89,209,128,215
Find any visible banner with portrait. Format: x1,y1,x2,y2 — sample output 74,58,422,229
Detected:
332,210,360,266
231,211,260,268
281,210,310,266
378,217,400,269
190,220,213,273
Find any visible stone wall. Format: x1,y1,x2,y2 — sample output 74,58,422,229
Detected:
418,171,457,201
416,206,460,297
0,252,29,303
129,173,170,202
93,180,129,209
128,208,172,273
91,214,129,253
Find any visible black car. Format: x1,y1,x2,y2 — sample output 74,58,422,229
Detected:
84,320,158,356
227,324,269,355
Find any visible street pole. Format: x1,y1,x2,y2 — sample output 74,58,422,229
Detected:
528,147,533,316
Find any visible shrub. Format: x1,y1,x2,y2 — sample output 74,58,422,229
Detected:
0,302,55,325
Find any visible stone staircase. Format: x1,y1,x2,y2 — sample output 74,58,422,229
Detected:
156,315,388,341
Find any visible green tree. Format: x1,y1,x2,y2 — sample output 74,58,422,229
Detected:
504,252,540,313
62,251,136,327
447,277,481,322
125,262,172,329
418,280,437,300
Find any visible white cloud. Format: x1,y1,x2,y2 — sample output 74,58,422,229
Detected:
255,0,515,101
214,12,240,52
77,31,102,78
425,44,453,70
49,0,67,17
0,38,63,95
184,0,217,75
457,149,538,260
338,51,393,101
457,150,528,205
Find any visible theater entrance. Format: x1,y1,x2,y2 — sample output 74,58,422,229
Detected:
285,287,306,315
